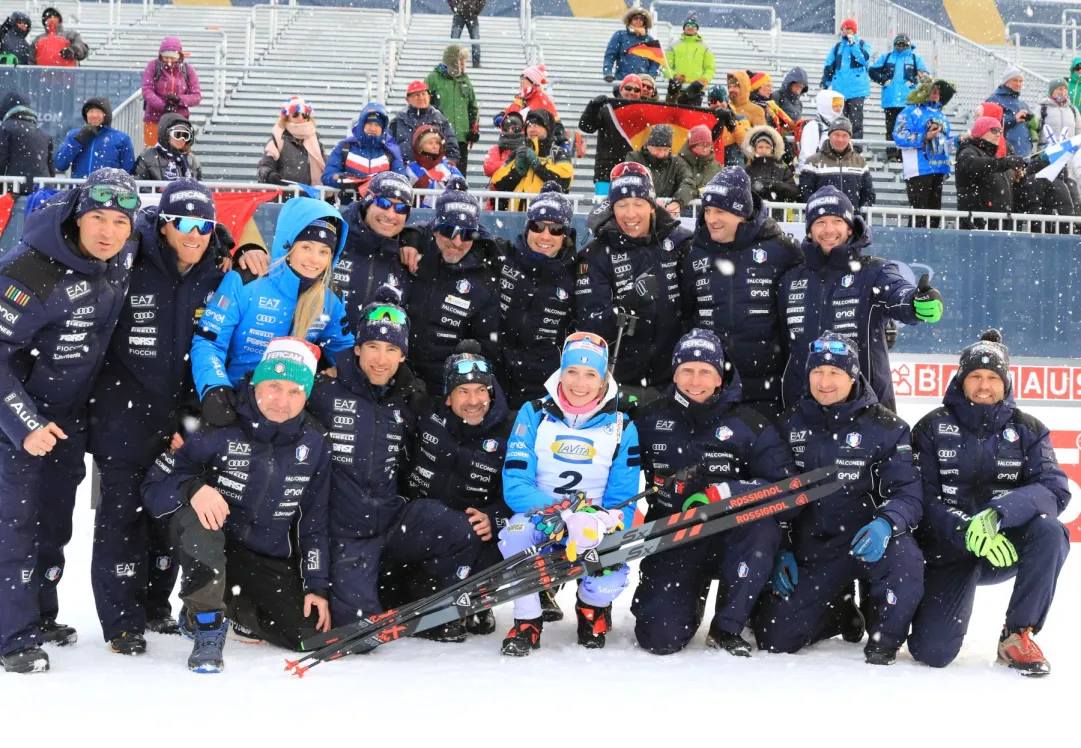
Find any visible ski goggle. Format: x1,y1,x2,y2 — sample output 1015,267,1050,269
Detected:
609,161,651,182
365,305,407,324
526,220,566,237
454,358,490,374
88,185,139,210
564,331,608,350
371,196,410,215
436,224,480,242
167,128,192,143
810,339,853,356
161,214,215,235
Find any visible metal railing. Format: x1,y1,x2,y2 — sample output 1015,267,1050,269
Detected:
1005,21,1080,56
0,177,26,196
650,1,782,51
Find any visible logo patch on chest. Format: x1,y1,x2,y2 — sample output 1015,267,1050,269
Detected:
551,436,597,463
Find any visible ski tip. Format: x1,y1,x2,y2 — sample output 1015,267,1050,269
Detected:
293,665,309,679
284,659,298,672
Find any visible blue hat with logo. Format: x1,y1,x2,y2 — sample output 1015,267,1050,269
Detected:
805,185,855,232
806,330,859,380
561,332,609,379
671,328,725,376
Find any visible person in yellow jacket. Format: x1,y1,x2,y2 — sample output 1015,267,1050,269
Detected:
708,85,751,165
726,70,766,127
664,12,715,91
748,72,795,135
489,109,573,211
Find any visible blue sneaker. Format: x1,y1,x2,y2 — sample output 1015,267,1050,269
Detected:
187,611,227,674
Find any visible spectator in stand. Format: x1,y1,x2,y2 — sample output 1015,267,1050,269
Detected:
1038,78,1081,184
0,93,54,186
32,8,86,67
578,74,643,197
727,71,766,127
133,113,203,182
497,65,559,128
55,98,136,178
773,67,808,125
489,109,572,210
426,45,480,175
322,103,406,193
893,78,955,227
405,125,463,208
627,125,695,217
484,111,525,182
749,72,793,134
663,12,714,105
821,18,871,141
869,34,929,162
603,8,661,83
798,89,845,166
141,37,202,149
676,124,721,197
987,67,1038,158
1016,81,1081,228
707,85,750,166
636,74,658,102
956,117,1027,230
743,126,797,204
972,101,1008,158
390,81,460,167
1069,58,1081,110
0,12,34,65
258,96,326,187
447,0,484,68
799,117,875,211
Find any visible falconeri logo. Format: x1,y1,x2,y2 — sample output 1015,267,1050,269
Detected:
551,436,597,463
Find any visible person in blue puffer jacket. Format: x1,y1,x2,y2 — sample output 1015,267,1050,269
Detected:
322,102,406,190
190,197,354,428
869,35,928,161
54,98,136,178
893,78,956,227
821,19,872,140
602,8,661,82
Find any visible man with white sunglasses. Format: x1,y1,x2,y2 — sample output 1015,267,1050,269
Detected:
87,178,267,657
132,113,203,182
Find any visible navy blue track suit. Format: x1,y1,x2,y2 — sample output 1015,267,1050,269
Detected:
336,200,413,333
576,204,692,388
631,369,797,654
0,191,134,655
86,206,227,641
753,376,925,653
494,235,576,409
779,218,920,410
306,349,481,624
680,202,804,416
907,379,1071,667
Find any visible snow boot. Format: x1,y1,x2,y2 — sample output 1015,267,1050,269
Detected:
501,618,543,656
41,618,77,646
540,587,564,623
997,627,1050,676
110,632,147,655
465,609,496,636
413,619,467,643
864,643,897,666
575,600,612,649
187,611,227,673
1,646,49,673
147,616,181,636
230,620,264,645
705,626,753,657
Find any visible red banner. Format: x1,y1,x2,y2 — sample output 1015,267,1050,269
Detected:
0,193,14,243
212,190,281,250
608,100,721,154
892,360,1081,402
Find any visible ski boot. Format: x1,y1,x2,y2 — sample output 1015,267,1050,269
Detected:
501,618,543,656
706,626,753,657
575,600,612,649
540,587,564,623
997,627,1050,676
864,643,897,666
413,619,467,643
465,609,496,636
109,632,147,656
230,620,264,645
187,611,227,674
1,646,49,674
41,618,77,646
147,616,181,636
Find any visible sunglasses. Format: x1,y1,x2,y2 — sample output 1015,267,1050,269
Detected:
88,185,139,210
161,213,215,235
371,196,410,215
436,224,480,242
609,161,651,181
454,358,490,374
365,305,407,324
622,85,642,94
168,129,193,143
503,121,524,133
810,339,852,355
643,84,655,91
988,127,1003,135
526,220,566,237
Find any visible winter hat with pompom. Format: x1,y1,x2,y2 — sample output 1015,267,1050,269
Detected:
521,65,547,87
526,181,573,227
443,339,495,396
356,285,409,354
971,116,1002,140
435,176,480,228
251,336,321,397
957,329,1010,386
806,330,859,380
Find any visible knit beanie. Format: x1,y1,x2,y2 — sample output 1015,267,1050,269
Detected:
281,96,312,118
749,72,772,92
750,128,777,152
701,167,754,219
684,11,700,28
646,124,674,148
688,124,713,148
521,64,547,86
609,162,656,204
561,332,609,379
75,168,140,224
621,74,643,92
806,330,859,380
805,185,855,232
294,217,339,248
957,329,1010,386
526,181,574,226
159,178,215,221
671,328,724,377
971,116,1001,140
366,171,414,205
251,336,320,397
435,176,480,228
1049,78,1068,95
841,19,858,33
707,84,729,103
893,33,911,47
1000,66,1023,87
443,339,494,396
356,286,409,354
828,116,853,135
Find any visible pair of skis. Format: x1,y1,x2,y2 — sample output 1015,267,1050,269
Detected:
285,466,841,677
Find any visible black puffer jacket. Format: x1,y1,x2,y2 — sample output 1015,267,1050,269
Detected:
955,136,1025,227
0,12,35,64
579,94,635,184
0,93,54,183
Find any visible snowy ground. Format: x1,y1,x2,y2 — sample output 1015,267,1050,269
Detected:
1,403,1077,742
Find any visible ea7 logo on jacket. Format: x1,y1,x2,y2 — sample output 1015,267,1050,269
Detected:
655,420,675,431
258,297,282,311
306,549,321,571
551,436,597,463
65,281,91,302
937,423,960,435
333,398,357,412
228,441,252,456
790,279,808,290
129,294,155,308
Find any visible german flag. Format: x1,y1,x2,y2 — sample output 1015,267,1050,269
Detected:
607,99,722,154
626,39,667,68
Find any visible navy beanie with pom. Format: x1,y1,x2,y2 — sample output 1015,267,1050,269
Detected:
526,181,573,226
435,176,480,228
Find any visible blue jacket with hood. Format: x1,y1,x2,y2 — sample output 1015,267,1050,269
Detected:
0,188,135,444
869,45,928,109
322,103,407,187
54,98,137,178
912,375,1070,563
190,197,354,397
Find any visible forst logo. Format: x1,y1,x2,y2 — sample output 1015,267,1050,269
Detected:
551,436,597,463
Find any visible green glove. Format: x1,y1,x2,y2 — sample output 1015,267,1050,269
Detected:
965,507,1000,557
912,273,943,323
983,533,1018,568
682,492,709,512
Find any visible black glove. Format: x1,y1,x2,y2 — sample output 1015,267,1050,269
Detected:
623,273,658,311
165,94,181,105
73,125,99,146
1002,155,1026,171
201,386,238,427
604,75,615,83
710,109,735,139
60,46,75,60
212,223,236,254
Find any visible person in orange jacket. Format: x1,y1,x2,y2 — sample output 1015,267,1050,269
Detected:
707,85,751,166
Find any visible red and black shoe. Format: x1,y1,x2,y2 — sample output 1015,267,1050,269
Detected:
997,626,1051,677
575,600,612,649
501,618,543,657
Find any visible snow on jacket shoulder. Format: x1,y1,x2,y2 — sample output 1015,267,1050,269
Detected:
893,102,952,179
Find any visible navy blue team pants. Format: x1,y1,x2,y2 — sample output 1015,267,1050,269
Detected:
632,520,781,654
753,534,924,653
908,514,1070,668
329,499,482,625
0,429,86,656
91,460,178,641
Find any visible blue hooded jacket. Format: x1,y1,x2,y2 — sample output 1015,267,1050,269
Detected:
869,45,928,109
821,36,872,100
893,100,952,178
322,103,406,187
190,197,354,397
986,84,1034,157
54,98,136,178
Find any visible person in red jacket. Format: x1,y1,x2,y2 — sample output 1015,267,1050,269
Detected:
484,111,526,179
31,8,87,67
